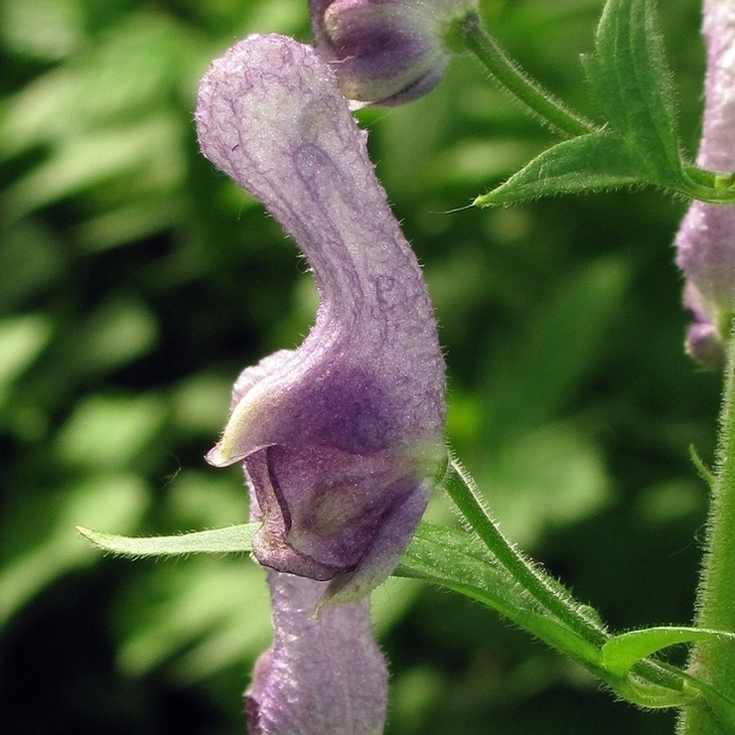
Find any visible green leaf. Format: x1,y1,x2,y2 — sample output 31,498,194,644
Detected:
80,516,699,710
583,0,684,184
76,523,258,557
602,627,735,723
474,132,641,207
82,515,596,670
399,520,694,709
602,626,735,677
81,516,602,669
397,522,603,667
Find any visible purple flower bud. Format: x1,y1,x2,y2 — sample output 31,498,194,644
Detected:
195,34,445,604
674,0,735,368
682,281,726,370
309,0,473,105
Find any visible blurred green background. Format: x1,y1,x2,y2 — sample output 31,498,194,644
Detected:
0,0,718,732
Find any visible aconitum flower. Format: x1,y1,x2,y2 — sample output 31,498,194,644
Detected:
310,0,475,105
244,566,388,734
195,33,445,734
674,0,735,368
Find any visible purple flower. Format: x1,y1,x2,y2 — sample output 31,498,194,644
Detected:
195,33,445,733
674,0,735,368
309,0,474,105
245,572,388,735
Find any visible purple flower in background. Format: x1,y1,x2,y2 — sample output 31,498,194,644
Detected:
674,0,735,368
196,33,445,733
310,0,474,105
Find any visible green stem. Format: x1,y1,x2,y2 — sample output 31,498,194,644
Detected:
447,12,598,138
679,324,735,735
678,166,735,204
443,453,606,645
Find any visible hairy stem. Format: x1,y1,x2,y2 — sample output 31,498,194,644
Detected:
679,323,735,735
444,452,693,705
443,453,606,644
447,12,598,138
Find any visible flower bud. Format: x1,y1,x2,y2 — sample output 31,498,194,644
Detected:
309,0,474,105
682,282,726,370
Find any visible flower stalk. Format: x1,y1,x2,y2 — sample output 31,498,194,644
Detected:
447,11,598,137
444,453,697,705
442,453,607,645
